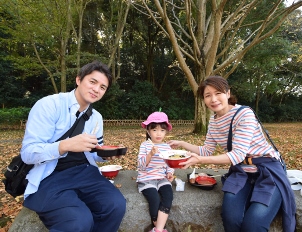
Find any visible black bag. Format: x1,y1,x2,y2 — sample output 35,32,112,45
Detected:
2,105,93,198
2,155,34,198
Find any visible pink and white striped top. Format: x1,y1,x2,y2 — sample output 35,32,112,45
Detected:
137,141,174,182
199,105,281,172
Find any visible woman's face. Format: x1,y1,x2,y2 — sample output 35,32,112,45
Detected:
147,125,167,144
203,85,230,117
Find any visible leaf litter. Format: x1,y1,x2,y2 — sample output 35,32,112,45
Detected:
0,123,301,230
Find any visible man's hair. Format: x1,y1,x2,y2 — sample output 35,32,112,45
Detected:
76,61,112,90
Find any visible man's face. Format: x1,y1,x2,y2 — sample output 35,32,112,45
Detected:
75,70,109,109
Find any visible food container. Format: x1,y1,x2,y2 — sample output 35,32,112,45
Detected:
99,165,122,179
187,173,217,190
159,150,191,168
91,145,128,157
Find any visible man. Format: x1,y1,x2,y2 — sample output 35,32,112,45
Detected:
21,61,126,232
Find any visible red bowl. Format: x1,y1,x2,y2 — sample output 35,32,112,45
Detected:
99,165,122,179
98,145,120,150
164,157,190,168
186,173,217,190
195,176,217,186
159,150,190,168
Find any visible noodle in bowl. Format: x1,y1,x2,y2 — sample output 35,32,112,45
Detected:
159,150,190,168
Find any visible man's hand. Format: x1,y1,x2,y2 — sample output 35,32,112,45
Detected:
59,134,98,155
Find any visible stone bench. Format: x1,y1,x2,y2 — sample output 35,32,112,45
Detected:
8,169,302,232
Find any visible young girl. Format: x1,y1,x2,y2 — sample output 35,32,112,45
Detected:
137,112,174,232
168,76,296,232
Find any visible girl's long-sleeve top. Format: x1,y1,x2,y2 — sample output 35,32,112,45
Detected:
199,105,281,172
137,141,174,182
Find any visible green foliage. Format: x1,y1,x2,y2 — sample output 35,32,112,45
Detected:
0,108,30,124
122,80,162,119
94,83,126,119
162,92,194,120
0,0,302,124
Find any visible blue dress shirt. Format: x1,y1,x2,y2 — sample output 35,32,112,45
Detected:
21,90,105,199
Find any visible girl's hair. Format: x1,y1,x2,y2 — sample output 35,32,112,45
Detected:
145,122,168,140
197,76,237,105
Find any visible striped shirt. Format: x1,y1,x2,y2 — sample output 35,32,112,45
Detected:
137,141,174,182
199,105,281,172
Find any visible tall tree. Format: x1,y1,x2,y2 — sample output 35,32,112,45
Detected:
72,0,93,73
1,0,96,93
94,0,131,83
132,0,302,134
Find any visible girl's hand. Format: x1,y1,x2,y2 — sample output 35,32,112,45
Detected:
166,172,174,182
149,146,159,157
179,153,201,169
167,140,182,149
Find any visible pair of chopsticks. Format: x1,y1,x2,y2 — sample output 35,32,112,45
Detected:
92,122,99,135
147,138,154,146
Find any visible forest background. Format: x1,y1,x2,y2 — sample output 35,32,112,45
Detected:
0,0,302,131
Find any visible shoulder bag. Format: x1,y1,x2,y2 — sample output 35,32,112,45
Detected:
2,106,93,198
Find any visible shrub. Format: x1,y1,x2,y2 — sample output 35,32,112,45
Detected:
0,108,30,124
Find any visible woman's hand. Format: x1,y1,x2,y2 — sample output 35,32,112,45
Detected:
179,153,202,169
167,140,183,149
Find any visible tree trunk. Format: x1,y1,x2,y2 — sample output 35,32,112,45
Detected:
193,96,208,134
60,0,72,92
32,41,58,93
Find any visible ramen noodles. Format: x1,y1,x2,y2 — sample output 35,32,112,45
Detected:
168,154,186,159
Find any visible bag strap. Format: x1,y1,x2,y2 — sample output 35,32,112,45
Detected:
55,105,93,142
227,106,248,152
227,105,279,152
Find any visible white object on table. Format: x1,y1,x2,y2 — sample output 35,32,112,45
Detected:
175,178,185,191
287,170,302,191
189,168,196,179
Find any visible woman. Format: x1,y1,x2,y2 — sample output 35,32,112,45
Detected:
167,76,296,232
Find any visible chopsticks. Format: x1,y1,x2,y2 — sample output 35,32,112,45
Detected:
92,121,99,135
147,138,154,146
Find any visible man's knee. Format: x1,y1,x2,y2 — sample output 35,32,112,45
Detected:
46,210,94,232
111,195,126,217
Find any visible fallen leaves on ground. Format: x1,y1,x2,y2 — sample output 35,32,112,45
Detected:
0,123,301,230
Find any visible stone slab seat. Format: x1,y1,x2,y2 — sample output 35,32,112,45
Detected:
8,169,302,232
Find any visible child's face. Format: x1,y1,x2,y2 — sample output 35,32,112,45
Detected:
148,125,167,144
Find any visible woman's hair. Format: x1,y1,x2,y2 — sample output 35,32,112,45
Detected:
145,122,169,140
198,76,237,105
76,60,113,90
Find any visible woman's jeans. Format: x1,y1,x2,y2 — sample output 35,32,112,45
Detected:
142,184,173,222
221,173,282,232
